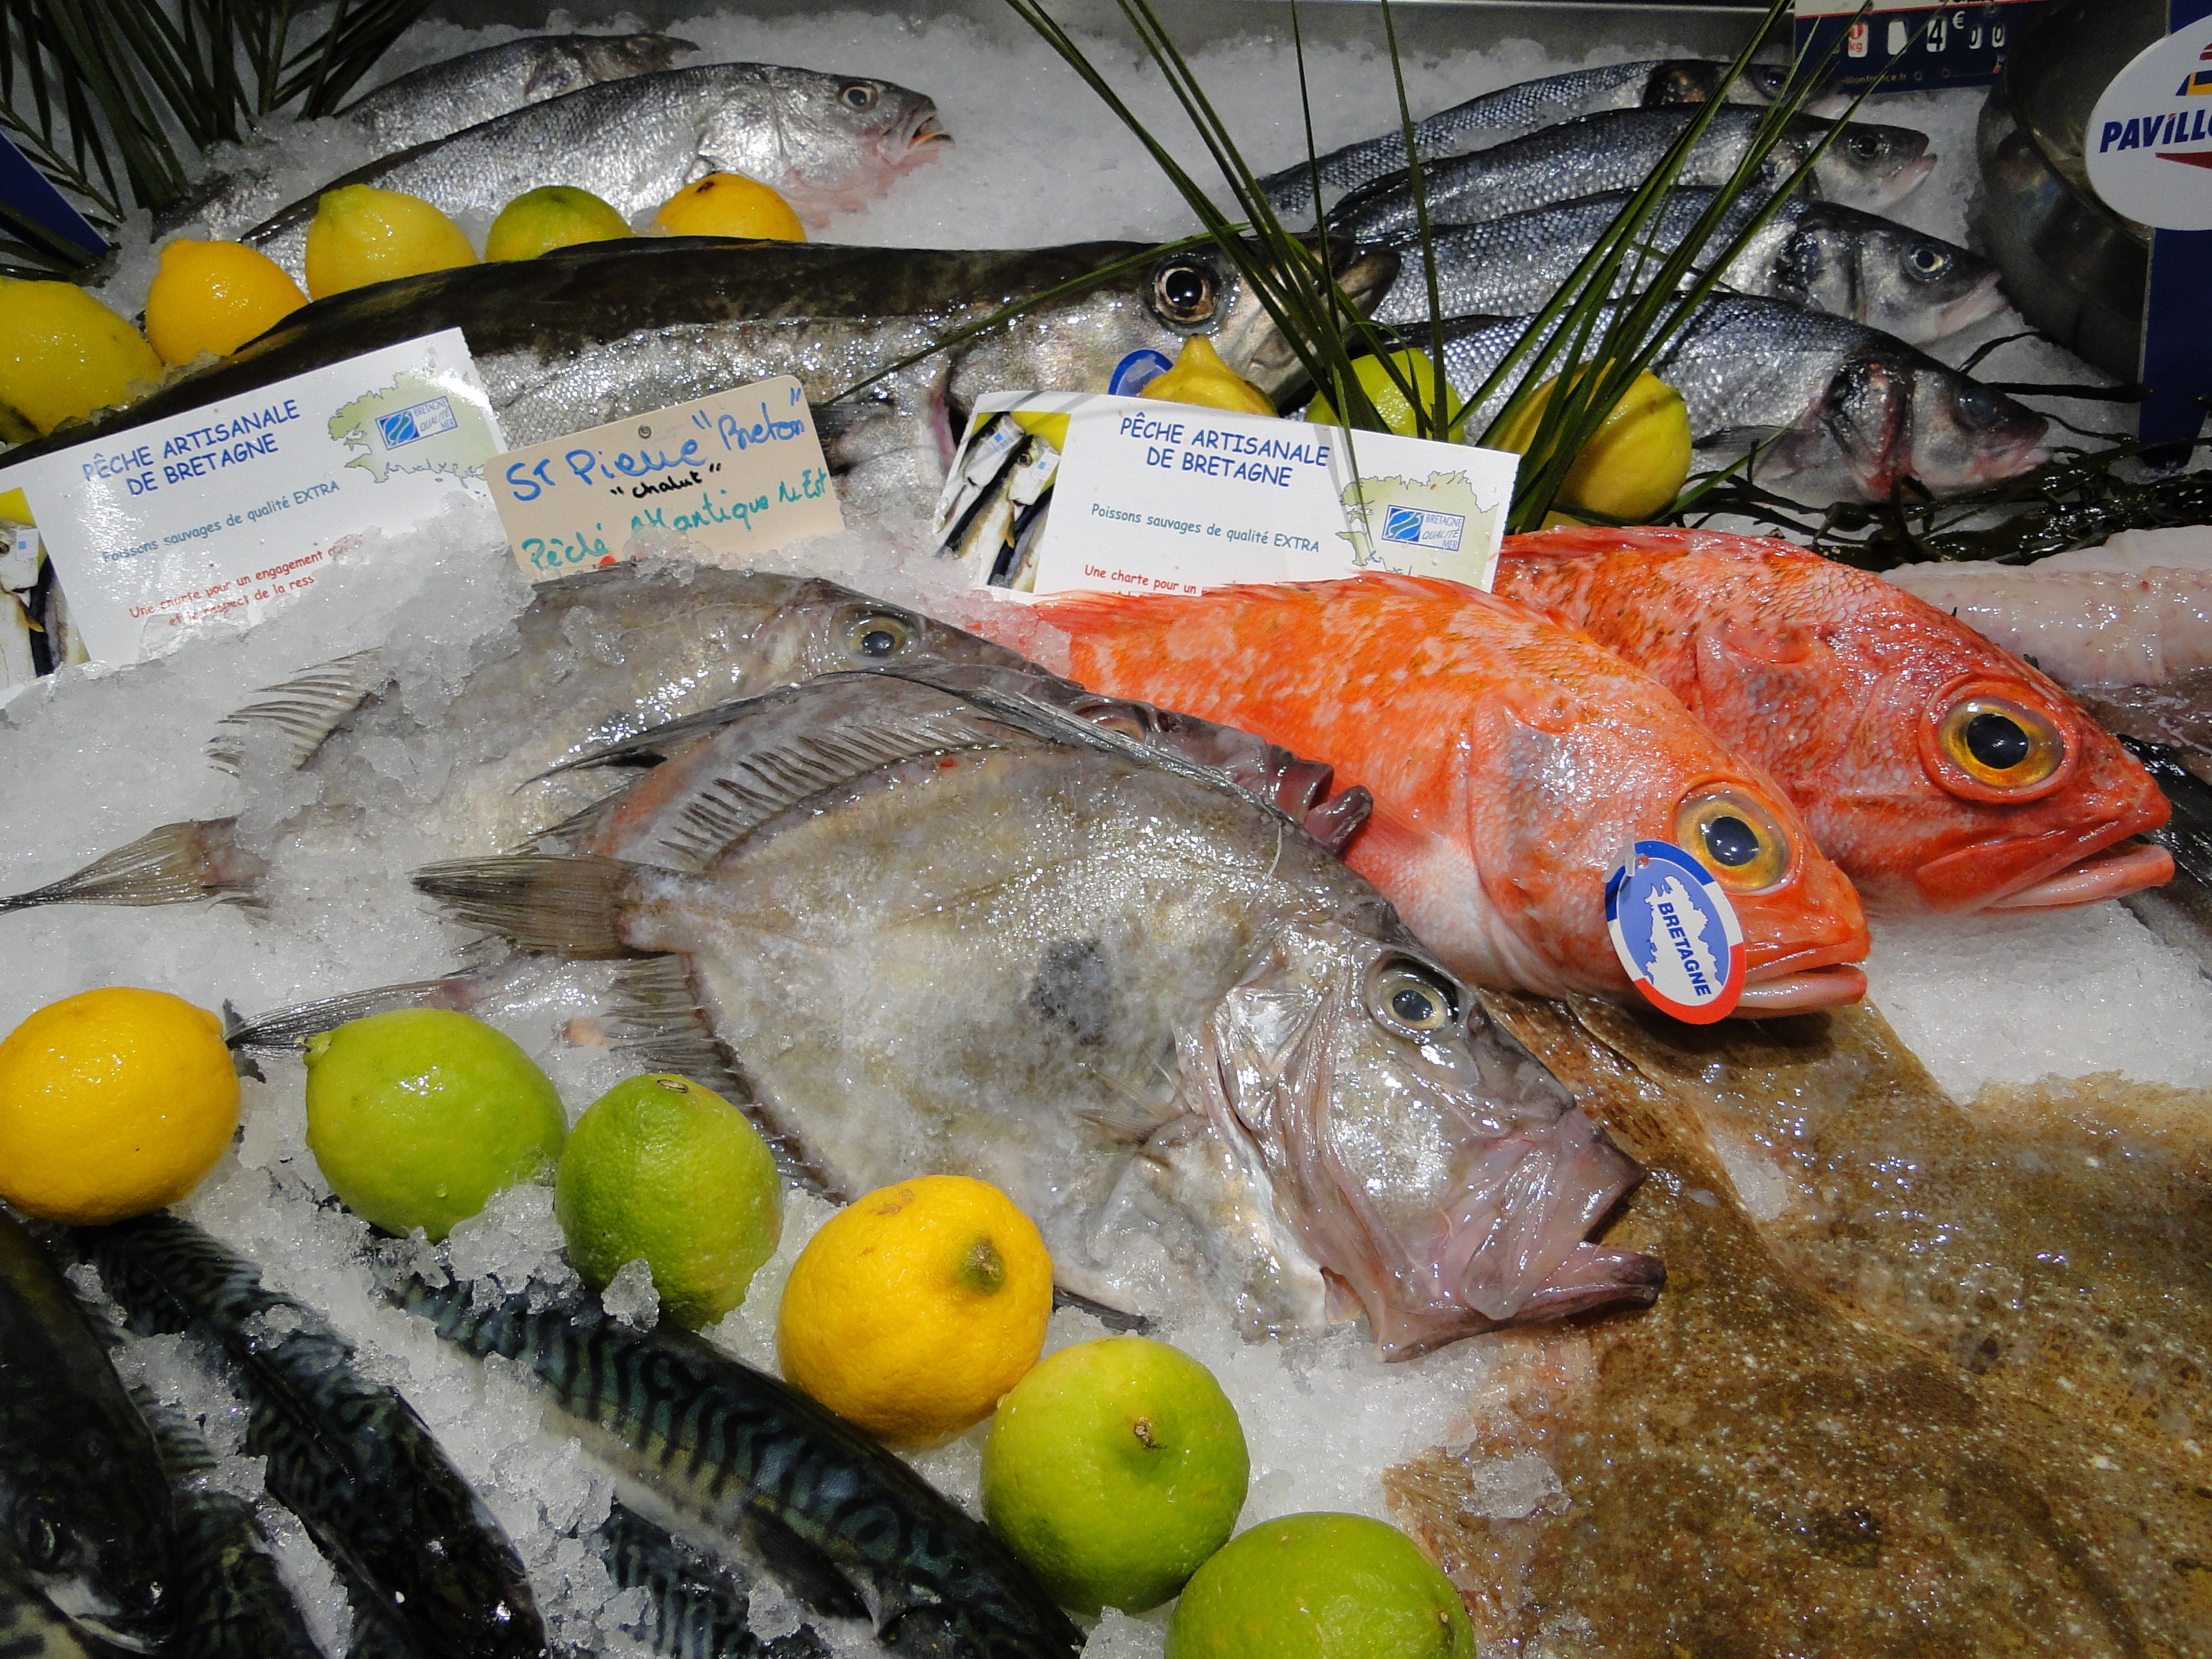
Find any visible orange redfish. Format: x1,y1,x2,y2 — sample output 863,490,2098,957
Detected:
1495,525,2174,911
1006,572,1870,1013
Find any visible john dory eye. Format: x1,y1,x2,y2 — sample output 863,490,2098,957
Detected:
846,613,913,659
1937,696,2065,790
1368,961,1457,1035
16,1498,65,1571
1151,260,1219,325
1673,788,1791,892
840,82,878,110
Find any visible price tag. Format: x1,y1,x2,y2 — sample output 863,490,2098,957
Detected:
1794,0,2047,92
1603,840,1746,1023
485,377,842,581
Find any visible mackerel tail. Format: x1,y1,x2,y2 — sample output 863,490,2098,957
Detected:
82,1215,547,1659
396,1274,1084,1659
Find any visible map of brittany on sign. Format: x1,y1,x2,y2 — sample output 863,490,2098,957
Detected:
330,370,499,481
1337,469,1502,581
1642,876,1722,1006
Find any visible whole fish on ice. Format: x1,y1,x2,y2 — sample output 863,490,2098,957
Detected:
1435,296,2049,502
1495,525,2173,910
989,574,1871,1012
1372,188,2003,345
1327,106,1932,241
239,63,949,278
413,668,1665,1352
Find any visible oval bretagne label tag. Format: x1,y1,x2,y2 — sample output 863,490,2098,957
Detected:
1604,839,1747,1023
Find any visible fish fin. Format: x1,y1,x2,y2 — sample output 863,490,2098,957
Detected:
740,1509,871,1623
526,701,758,781
205,648,388,773
0,817,266,913
602,956,753,1102
1303,784,1372,853
226,976,486,1048
413,854,645,958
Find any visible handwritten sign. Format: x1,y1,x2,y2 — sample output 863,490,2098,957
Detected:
0,330,501,668
933,390,1516,598
485,377,842,579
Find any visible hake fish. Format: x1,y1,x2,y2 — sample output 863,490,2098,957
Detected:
0,1210,172,1650
413,668,1663,1352
1434,295,2049,502
1257,58,1828,218
1328,106,1933,241
1372,188,2003,345
240,63,949,278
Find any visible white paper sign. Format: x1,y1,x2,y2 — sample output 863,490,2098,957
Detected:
0,330,502,666
933,390,1517,598
2087,16,2212,230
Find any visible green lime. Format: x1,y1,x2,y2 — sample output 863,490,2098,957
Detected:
1305,348,1464,439
484,186,634,262
304,1009,566,1240
982,1335,1247,1613
1167,1512,1473,1659
554,1073,783,1329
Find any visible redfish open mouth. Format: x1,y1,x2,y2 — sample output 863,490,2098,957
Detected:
1734,963,1869,1015
1981,838,2175,910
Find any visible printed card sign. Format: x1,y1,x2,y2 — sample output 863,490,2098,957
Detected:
0,329,500,668
932,390,1517,598
2087,13,2212,229
485,377,842,580
1604,840,1747,1024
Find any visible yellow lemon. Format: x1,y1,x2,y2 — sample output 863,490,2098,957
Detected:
1140,335,1274,417
0,488,31,525
652,173,806,241
0,988,240,1224
777,1174,1053,1445
1490,368,1692,522
485,186,634,262
144,239,309,365
0,278,163,438
303,184,478,300
1306,347,1462,438
1011,407,1070,454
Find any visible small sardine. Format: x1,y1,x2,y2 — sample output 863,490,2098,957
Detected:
1328,106,1934,241
1372,188,2003,345
396,1274,1083,1659
0,1210,172,1648
84,1214,545,1659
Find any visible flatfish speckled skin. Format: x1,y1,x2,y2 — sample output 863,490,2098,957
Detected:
0,1210,172,1649
1388,995,2212,1656
398,1274,1082,1659
84,1214,543,1659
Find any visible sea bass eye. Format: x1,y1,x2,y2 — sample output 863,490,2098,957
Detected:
1151,260,1219,326
1673,788,1791,892
840,81,879,111
1368,961,1458,1036
1845,129,1887,162
845,612,913,659
1906,240,1952,278
1936,695,2066,792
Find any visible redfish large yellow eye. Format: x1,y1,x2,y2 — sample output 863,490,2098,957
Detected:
1673,788,1791,893
1935,695,2065,792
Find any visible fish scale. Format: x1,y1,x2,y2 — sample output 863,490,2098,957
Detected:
396,1275,1082,1659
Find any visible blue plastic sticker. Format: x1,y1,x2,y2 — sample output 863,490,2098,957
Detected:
376,396,459,449
1107,349,1174,397
1381,504,1466,552
1603,840,1746,1023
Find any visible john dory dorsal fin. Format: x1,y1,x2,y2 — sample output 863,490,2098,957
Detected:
206,648,389,773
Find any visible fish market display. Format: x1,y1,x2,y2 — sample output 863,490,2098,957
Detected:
239,63,950,278
1436,296,2049,501
1882,527,2212,687
998,574,1871,1011
1,239,1391,518
84,1212,545,1659
1327,106,1933,241
1496,526,2174,910
1256,58,1820,218
0,1210,172,1650
412,668,1663,1350
399,1272,1082,1657
1370,187,2003,345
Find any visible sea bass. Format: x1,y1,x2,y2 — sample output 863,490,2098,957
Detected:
0,1210,172,1649
84,1214,544,1659
240,63,948,277
1258,59,1830,218
1436,296,2049,502
414,668,1664,1350
1495,525,2173,910
1328,106,1932,241
1000,574,1870,1011
399,1276,1079,1658
1372,188,2003,345
3,238,1392,518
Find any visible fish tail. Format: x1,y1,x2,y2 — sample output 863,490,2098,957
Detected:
0,818,266,914
412,854,641,958
225,977,489,1048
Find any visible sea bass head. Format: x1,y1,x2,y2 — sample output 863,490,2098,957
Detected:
1765,202,2005,345
699,66,946,218
1495,527,2175,912
1800,114,1935,209
1817,345,2050,499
